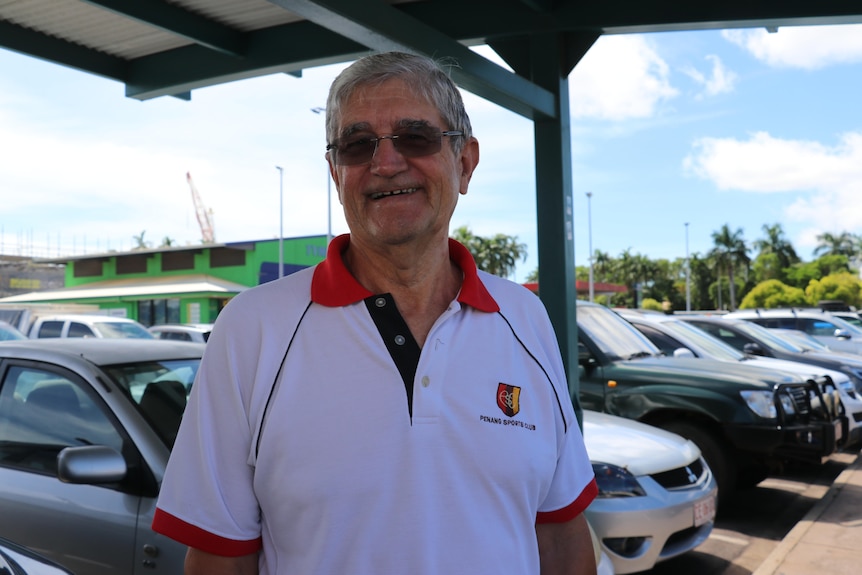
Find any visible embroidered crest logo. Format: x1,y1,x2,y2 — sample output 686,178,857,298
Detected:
497,383,521,417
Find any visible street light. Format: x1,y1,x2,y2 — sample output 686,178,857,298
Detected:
586,192,594,302
685,222,691,311
311,106,333,244
276,165,284,279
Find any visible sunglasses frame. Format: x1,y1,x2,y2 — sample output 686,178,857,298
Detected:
326,127,463,166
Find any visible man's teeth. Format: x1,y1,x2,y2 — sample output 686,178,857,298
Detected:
371,188,417,200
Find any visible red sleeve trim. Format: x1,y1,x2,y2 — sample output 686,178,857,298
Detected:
152,508,262,557
536,479,599,524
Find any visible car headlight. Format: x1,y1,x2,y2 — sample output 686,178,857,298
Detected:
842,366,862,395
592,463,646,498
740,390,779,418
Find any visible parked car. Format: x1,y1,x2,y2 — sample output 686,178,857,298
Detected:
616,309,856,451
0,536,75,575
576,300,842,496
681,315,862,448
0,339,203,575
583,410,716,574
148,323,213,343
724,308,862,355
27,314,153,340
0,320,27,341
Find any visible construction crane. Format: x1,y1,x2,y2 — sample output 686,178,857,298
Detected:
186,171,215,243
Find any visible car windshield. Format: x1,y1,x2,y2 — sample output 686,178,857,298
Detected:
731,321,806,353
577,304,659,360
772,329,832,352
95,322,154,339
0,322,26,341
101,358,200,447
656,319,745,361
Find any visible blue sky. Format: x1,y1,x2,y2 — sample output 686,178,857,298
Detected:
2,25,862,283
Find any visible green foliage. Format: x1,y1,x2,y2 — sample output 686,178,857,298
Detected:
451,225,527,279
739,280,809,309
641,298,663,311
806,272,862,308
785,254,851,288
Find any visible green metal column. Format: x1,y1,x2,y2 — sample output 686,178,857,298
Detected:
528,34,581,415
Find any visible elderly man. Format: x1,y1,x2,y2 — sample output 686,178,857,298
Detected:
153,51,597,575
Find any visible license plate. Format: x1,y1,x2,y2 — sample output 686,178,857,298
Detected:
694,496,716,527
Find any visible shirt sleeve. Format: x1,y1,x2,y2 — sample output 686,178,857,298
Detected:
152,293,265,555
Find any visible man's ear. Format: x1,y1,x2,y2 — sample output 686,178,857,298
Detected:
458,137,480,196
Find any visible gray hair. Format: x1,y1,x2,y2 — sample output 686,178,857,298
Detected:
325,51,473,155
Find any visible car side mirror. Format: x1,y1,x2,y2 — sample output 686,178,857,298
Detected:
57,445,127,485
673,347,696,358
578,341,593,365
743,342,765,356
834,329,851,340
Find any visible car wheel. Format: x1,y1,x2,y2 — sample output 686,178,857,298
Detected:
659,421,737,497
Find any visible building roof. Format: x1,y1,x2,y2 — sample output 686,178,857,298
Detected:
0,274,247,303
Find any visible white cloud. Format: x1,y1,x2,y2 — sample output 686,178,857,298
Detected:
684,131,862,251
682,54,738,99
569,35,679,120
723,25,862,69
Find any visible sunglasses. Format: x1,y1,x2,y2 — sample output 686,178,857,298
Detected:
326,126,464,166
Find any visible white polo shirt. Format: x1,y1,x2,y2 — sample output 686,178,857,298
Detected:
153,234,597,575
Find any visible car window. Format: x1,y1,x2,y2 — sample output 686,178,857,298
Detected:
93,322,154,339
798,318,839,336
36,321,64,338
165,332,192,342
631,323,684,356
67,322,96,338
0,366,122,475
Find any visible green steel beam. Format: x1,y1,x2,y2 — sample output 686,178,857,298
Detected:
0,19,125,81
267,0,556,120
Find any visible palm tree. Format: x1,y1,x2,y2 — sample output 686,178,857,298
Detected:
754,223,799,268
709,224,749,311
451,226,527,279
814,231,861,259
752,223,799,282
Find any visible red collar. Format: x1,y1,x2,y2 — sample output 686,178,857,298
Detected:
311,234,499,312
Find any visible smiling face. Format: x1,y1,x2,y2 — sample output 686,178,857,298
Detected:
328,78,478,251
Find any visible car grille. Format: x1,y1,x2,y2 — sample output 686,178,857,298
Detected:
650,457,706,489
783,386,811,417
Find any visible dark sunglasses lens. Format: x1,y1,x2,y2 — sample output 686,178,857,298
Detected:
336,138,377,165
394,130,442,157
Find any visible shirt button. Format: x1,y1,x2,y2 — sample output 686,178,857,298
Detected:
421,376,430,388
394,335,406,345
375,297,386,307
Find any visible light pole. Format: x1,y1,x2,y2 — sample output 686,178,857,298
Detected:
685,222,691,311
276,165,284,279
311,107,333,244
586,192,594,302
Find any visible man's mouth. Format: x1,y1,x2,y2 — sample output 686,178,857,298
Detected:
371,187,418,200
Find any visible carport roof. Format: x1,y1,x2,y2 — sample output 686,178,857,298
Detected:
3,1,862,119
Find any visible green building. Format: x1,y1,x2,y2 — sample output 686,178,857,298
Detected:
0,235,328,326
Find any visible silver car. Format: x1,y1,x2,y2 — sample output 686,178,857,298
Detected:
584,410,718,574
0,339,203,575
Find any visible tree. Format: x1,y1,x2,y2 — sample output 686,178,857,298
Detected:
709,224,750,311
132,230,150,250
806,272,862,308
785,254,852,288
752,223,799,283
738,279,808,309
814,231,861,260
451,226,527,279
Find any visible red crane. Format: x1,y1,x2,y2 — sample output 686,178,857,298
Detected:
186,172,215,243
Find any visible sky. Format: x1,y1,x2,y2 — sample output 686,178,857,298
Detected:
2,24,862,283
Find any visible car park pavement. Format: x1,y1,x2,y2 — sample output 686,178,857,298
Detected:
753,447,862,575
